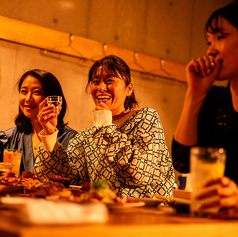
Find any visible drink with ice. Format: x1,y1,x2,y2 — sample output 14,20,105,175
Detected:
190,147,226,216
3,149,22,177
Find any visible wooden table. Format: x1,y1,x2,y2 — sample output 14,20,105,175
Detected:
0,205,238,237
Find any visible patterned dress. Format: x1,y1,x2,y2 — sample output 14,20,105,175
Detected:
35,107,174,198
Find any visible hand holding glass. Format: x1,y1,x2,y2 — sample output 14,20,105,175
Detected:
47,96,62,114
190,147,226,217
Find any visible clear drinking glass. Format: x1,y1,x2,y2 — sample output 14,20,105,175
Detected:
47,96,62,114
190,147,226,217
3,149,22,177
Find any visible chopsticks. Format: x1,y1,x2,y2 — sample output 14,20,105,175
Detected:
69,185,82,189
146,193,191,204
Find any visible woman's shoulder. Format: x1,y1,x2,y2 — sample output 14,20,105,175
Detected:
128,107,159,123
135,107,159,117
2,127,18,137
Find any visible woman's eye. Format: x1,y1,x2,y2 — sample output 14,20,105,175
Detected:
34,90,43,95
206,41,211,46
20,89,27,94
106,79,114,84
217,34,226,40
92,80,99,85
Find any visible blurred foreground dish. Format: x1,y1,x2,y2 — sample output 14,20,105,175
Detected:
0,173,144,208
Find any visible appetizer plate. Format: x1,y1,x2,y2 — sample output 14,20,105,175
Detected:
0,184,22,194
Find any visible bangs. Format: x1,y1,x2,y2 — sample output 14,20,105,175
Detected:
205,15,224,39
92,63,122,79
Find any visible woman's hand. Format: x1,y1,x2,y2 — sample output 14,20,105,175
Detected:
196,177,238,218
186,55,222,96
37,98,59,135
93,102,110,112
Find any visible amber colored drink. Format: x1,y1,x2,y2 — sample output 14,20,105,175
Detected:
3,149,22,177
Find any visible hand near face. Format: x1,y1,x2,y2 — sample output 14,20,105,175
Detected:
93,102,110,112
186,55,222,95
37,98,59,135
196,176,238,218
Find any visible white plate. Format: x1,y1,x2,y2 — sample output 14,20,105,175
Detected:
106,201,145,210
128,197,163,207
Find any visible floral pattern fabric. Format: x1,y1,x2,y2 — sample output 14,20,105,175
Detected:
35,107,174,198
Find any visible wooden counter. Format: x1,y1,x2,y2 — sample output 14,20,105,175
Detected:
0,206,238,237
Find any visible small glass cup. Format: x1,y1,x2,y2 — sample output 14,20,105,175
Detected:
190,146,226,217
3,149,22,178
46,96,62,114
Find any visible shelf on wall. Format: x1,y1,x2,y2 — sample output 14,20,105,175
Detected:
0,15,186,83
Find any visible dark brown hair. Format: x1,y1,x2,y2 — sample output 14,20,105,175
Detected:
86,55,138,110
15,69,67,133
205,2,238,37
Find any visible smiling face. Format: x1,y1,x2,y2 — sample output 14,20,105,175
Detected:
90,66,133,116
206,17,238,81
19,75,45,120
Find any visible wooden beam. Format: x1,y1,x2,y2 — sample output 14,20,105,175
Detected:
0,15,186,83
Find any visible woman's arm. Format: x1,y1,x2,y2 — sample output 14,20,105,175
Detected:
34,132,89,184
35,108,174,197
84,108,174,196
174,56,221,146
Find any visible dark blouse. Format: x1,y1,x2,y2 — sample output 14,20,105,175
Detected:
172,83,238,185
0,125,77,176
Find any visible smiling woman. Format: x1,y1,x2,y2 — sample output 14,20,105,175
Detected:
172,2,238,218
87,55,136,124
0,69,77,177
34,55,175,199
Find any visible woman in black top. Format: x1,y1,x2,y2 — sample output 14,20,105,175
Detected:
172,2,238,217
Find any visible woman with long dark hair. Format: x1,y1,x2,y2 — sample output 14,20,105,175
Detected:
0,69,77,176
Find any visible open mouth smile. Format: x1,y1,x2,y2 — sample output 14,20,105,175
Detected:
24,105,37,110
97,95,111,102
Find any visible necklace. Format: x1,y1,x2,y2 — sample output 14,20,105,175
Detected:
112,109,130,121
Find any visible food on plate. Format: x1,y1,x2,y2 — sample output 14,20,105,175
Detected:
51,175,71,188
0,162,14,176
0,172,71,197
0,172,136,207
0,170,21,185
69,179,128,204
